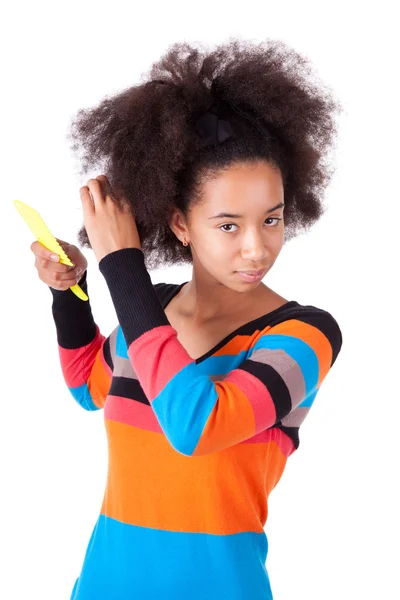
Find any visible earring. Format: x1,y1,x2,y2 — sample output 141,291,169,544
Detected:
182,237,189,246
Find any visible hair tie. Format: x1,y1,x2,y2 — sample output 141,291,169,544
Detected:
195,89,274,146
194,101,235,145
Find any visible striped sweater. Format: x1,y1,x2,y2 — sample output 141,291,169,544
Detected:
49,247,342,600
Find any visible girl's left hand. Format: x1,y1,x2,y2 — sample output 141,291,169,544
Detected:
80,175,141,263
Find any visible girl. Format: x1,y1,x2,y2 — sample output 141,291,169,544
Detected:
31,38,343,599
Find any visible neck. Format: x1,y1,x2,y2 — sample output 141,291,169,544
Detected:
178,272,269,324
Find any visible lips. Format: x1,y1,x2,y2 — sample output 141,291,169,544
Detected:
236,268,268,283
237,270,265,276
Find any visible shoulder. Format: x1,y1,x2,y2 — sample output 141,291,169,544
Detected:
152,282,182,304
265,300,343,366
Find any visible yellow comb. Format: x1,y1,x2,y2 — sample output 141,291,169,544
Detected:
13,199,88,301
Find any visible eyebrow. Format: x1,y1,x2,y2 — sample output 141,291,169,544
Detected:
208,202,285,219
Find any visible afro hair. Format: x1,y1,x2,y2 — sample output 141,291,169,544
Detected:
67,38,342,270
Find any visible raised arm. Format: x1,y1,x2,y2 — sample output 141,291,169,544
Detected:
98,248,343,456
49,269,115,411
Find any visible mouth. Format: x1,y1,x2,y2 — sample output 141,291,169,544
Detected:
235,267,269,282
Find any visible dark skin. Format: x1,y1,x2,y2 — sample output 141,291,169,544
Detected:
31,164,287,325
168,160,287,325
31,175,139,290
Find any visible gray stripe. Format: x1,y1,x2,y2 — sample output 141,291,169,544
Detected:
248,347,306,411
113,354,138,379
281,405,310,428
109,344,306,419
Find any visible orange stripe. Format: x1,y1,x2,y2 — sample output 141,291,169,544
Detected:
269,319,333,387
101,419,287,534
193,379,256,456
87,344,112,409
212,330,266,357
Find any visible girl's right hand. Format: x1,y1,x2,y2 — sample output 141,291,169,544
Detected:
31,238,88,291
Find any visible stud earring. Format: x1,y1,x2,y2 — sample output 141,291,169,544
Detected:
182,237,189,246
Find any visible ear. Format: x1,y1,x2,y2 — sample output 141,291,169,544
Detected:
168,207,188,238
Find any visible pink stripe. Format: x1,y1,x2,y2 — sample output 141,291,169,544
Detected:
225,369,276,432
59,325,104,387
104,395,163,432
127,325,192,402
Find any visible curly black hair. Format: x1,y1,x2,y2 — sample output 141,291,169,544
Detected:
67,38,342,270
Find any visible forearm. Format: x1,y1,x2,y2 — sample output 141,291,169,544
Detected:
49,270,113,410
49,270,97,348
98,248,342,455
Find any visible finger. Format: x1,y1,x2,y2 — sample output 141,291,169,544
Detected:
31,240,62,262
47,270,83,290
35,254,76,272
120,201,132,214
55,239,73,256
80,186,95,219
86,178,105,207
96,175,113,197
49,266,85,282
31,240,76,271
55,237,70,247
35,256,76,273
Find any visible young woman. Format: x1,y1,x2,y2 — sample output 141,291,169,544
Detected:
31,39,343,599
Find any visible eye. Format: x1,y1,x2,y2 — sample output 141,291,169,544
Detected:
219,217,282,233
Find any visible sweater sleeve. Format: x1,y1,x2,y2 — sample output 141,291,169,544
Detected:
99,248,343,456
49,269,115,411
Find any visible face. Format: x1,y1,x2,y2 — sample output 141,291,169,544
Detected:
170,160,285,290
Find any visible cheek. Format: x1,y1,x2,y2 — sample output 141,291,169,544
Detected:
202,230,226,250
270,229,285,252
208,240,231,259
200,232,232,264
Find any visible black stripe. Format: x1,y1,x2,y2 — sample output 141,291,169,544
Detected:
109,376,150,405
153,282,188,308
103,336,113,371
270,306,343,366
274,423,300,450
239,360,292,422
99,249,170,347
50,270,98,349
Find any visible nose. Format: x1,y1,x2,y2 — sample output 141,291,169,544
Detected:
240,232,269,263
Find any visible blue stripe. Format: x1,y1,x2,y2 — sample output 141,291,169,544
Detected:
116,326,129,359
68,382,99,411
252,334,319,396
151,352,247,455
152,362,217,455
70,515,272,600
197,350,249,373
299,389,318,408
151,334,318,454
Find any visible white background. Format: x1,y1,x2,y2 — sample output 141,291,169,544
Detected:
1,1,399,598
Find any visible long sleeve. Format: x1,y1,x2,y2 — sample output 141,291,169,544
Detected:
49,269,114,411
99,248,343,456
